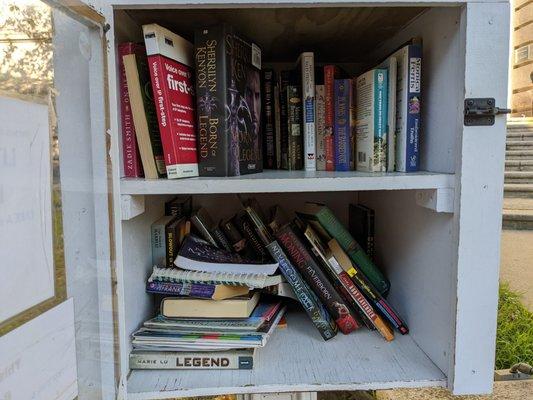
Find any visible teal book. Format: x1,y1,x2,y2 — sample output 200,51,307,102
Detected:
297,202,390,296
355,68,388,172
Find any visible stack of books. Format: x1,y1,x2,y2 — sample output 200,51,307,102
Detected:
129,195,409,370
119,23,422,179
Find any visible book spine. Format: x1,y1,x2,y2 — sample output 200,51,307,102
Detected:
262,69,276,169
191,215,218,247
221,219,248,255
146,281,216,298
165,222,177,267
273,83,282,169
129,351,253,370
165,197,192,217
334,79,352,171
195,25,230,176
323,65,338,171
279,71,290,170
266,241,338,340
367,209,375,261
151,222,166,266
275,225,359,334
300,53,316,171
403,45,421,172
147,53,199,179
325,255,393,340
315,85,326,171
318,207,390,295
287,85,303,170
118,43,144,178
374,69,388,172
233,213,270,262
211,225,233,252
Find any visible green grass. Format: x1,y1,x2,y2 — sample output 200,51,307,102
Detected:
495,283,533,370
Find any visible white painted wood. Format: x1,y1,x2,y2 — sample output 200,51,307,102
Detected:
120,171,455,195
450,2,510,395
415,188,454,213
121,195,146,220
239,392,318,400
126,311,446,399
0,299,78,400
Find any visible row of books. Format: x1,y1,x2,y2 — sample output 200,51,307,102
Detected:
119,23,421,179
130,196,407,369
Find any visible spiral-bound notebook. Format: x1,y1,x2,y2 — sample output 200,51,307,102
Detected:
148,266,284,289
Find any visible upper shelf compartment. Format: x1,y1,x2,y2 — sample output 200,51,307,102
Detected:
120,170,454,194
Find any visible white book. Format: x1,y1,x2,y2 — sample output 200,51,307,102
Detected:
377,56,397,172
297,52,316,171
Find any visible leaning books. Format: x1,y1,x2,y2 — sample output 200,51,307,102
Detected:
194,24,262,176
143,23,199,179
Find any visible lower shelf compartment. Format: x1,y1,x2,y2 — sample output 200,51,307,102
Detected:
126,311,446,399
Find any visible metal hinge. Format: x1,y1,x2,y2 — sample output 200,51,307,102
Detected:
464,98,511,126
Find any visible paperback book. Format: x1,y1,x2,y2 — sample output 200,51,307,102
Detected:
333,79,353,171
297,52,316,171
324,65,340,171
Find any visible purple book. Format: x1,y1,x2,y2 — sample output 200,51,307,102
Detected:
334,79,353,171
146,281,216,298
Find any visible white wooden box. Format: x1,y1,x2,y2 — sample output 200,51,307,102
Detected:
0,1,508,399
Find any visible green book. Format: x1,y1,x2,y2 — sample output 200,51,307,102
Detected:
297,202,390,295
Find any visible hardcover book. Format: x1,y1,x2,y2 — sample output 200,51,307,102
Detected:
242,204,338,340
315,84,326,171
349,204,375,260
275,223,360,334
262,69,276,169
333,79,353,171
129,349,254,370
118,42,144,178
297,52,316,171
324,65,340,171
389,43,421,172
143,24,199,179
297,202,390,295
287,81,303,170
355,68,388,172
146,280,249,300
194,24,262,176
165,195,192,217
122,51,166,179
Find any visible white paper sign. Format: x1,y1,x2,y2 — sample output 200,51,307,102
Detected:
0,96,55,323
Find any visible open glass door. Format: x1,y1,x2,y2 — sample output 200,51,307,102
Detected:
0,1,117,399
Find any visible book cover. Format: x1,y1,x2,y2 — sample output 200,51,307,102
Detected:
142,24,199,179
355,68,388,172
275,223,360,334
146,280,249,300
151,215,176,266
191,208,219,247
377,56,397,171
221,218,254,258
122,52,166,179
279,70,290,170
287,84,303,170
118,42,144,178
298,222,395,340
165,217,184,267
233,211,271,262
297,52,316,171
262,69,276,169
297,202,390,295
176,235,278,275
333,79,353,171
194,24,262,176
390,44,421,172
349,204,375,260
324,65,340,171
328,238,407,335
315,84,326,171
242,205,338,340
164,195,192,217
129,349,254,370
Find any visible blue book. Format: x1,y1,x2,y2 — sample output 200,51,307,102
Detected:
333,79,353,171
389,44,421,172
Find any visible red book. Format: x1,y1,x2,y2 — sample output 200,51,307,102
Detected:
324,65,340,172
143,24,199,179
118,43,144,177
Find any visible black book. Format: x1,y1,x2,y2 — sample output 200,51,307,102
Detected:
262,69,276,169
165,217,184,268
165,196,192,217
191,208,231,251
287,80,303,170
232,211,271,262
279,70,290,170
194,24,262,177
349,204,375,260
220,218,255,259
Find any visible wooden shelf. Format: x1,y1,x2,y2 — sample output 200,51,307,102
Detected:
120,170,455,195
126,311,446,399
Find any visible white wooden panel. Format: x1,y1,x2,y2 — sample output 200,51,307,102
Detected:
120,171,455,195
0,97,55,322
0,299,77,400
127,311,446,399
451,2,510,395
